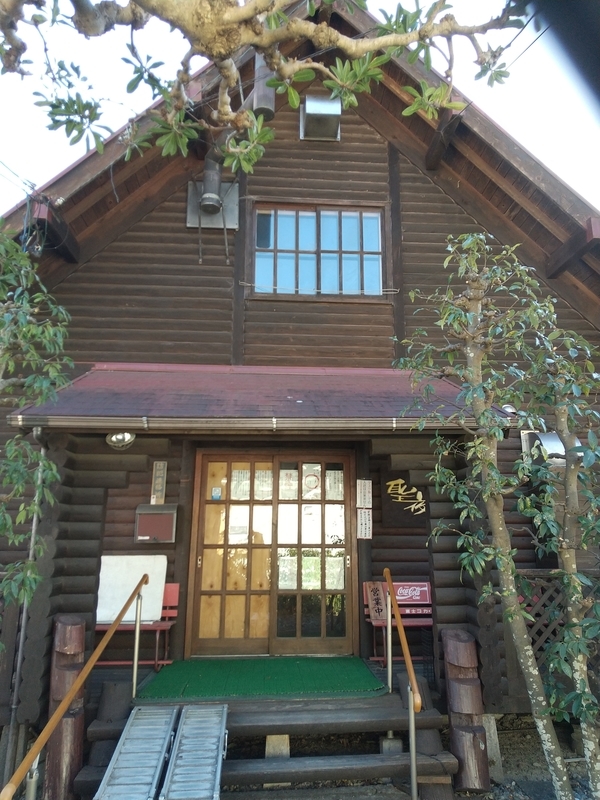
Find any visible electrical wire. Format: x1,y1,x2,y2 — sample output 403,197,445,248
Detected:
505,25,550,70
0,159,36,193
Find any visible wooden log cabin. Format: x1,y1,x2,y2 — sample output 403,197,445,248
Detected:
1,5,600,730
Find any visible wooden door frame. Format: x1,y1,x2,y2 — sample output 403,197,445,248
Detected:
184,447,359,659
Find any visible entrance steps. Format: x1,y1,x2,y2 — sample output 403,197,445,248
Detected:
220,682,456,790
75,681,457,797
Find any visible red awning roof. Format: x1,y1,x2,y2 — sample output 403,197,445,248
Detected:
10,363,470,434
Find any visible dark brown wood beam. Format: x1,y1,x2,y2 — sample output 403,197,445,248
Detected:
40,155,199,290
376,76,570,239
425,108,462,171
546,217,600,278
354,92,600,328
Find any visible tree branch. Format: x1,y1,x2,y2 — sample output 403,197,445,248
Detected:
70,0,149,36
221,0,289,26
0,0,40,73
243,11,521,60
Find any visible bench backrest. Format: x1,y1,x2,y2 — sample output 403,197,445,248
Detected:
162,582,180,621
363,580,432,624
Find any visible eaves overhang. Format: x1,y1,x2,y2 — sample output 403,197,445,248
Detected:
9,363,475,436
10,414,473,435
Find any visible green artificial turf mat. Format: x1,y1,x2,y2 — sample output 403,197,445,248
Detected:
137,657,386,700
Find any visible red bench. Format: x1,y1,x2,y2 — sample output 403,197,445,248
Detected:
363,580,433,665
96,582,179,671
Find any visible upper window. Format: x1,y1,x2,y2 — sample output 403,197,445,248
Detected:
254,208,383,296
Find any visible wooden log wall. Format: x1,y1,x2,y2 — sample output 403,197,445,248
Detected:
368,437,436,659
98,436,183,664
396,152,600,353
14,433,189,724
18,433,106,724
51,190,234,365
244,106,395,367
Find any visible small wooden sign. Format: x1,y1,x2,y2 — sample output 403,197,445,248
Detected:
151,461,167,505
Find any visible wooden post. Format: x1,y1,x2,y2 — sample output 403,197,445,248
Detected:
42,615,86,800
442,629,490,793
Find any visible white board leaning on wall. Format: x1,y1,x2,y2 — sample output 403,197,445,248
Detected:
96,554,168,623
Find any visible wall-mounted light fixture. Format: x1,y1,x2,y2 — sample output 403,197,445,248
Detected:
106,432,136,450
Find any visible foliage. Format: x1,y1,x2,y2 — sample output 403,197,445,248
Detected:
32,60,111,152
0,229,71,610
221,112,275,174
397,232,600,797
0,0,528,173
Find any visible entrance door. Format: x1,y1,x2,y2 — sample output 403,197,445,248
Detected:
188,453,354,656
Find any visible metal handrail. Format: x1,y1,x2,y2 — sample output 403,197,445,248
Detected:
383,567,422,800
0,573,149,800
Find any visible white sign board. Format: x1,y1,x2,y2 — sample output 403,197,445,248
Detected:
356,480,372,509
357,508,373,539
96,555,167,624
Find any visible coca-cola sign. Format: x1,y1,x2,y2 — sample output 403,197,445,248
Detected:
393,582,431,604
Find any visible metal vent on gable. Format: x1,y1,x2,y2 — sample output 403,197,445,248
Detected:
300,96,342,141
186,181,239,229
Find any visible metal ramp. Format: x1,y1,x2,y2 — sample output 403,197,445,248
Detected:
160,705,228,800
93,704,228,800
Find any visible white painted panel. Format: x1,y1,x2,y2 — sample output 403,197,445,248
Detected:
96,555,167,623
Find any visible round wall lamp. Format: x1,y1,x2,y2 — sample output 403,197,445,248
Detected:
106,432,136,450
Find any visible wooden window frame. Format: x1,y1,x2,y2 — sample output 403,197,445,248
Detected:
249,202,391,300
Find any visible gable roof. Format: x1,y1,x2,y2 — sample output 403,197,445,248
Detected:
3,6,599,324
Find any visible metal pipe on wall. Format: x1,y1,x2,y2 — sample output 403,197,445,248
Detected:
2,428,47,785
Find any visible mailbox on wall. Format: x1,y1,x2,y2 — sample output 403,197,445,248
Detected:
134,503,178,543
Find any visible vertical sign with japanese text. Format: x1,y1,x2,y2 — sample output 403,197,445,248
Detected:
151,461,167,505
356,479,373,539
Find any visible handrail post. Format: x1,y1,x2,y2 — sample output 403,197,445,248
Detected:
132,591,143,699
386,589,393,693
382,567,423,800
408,683,417,800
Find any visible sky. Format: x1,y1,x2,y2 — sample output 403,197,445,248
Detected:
1,1,599,218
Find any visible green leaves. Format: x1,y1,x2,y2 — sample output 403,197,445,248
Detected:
221,112,275,174
475,62,510,87
398,229,600,734
322,53,389,110
402,80,465,119
33,90,111,152
377,3,425,45
267,67,316,110
0,234,71,622
123,44,166,99
148,110,202,158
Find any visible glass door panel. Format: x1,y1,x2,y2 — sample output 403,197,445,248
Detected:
270,455,352,655
191,453,353,656
192,456,275,655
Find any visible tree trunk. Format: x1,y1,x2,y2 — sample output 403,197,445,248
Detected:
555,406,600,800
485,493,574,800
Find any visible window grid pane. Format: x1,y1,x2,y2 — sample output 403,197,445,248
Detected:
255,208,382,296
